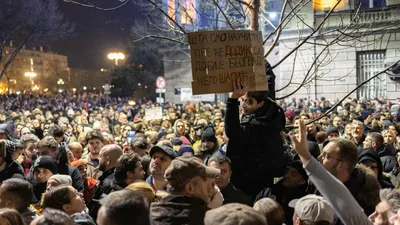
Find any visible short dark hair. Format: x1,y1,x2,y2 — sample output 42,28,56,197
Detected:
329,138,358,174
208,155,231,169
368,132,384,149
20,133,39,146
1,178,33,212
115,153,142,187
131,137,149,150
99,190,150,225
50,125,64,138
245,91,268,103
34,208,74,225
42,186,71,211
85,130,104,142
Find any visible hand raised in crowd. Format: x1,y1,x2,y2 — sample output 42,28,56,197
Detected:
230,78,248,99
290,119,312,164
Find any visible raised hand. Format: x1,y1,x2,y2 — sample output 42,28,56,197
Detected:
230,78,248,99
290,119,312,163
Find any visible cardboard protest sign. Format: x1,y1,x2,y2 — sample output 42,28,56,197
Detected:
145,107,163,120
181,88,215,102
188,30,268,95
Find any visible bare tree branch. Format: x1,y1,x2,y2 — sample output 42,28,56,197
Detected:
212,0,234,29
63,0,131,11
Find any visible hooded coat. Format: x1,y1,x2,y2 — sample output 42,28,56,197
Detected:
0,140,23,183
225,97,286,199
358,149,394,189
376,143,398,173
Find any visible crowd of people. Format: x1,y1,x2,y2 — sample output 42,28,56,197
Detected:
1,81,400,225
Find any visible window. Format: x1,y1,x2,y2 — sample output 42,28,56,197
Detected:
354,0,386,9
357,51,386,99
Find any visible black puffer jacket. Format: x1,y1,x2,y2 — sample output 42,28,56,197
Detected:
150,195,207,225
376,144,398,173
225,97,286,199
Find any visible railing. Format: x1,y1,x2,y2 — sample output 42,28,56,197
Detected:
354,10,396,23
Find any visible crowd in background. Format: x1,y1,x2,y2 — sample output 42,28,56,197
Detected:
1,91,400,225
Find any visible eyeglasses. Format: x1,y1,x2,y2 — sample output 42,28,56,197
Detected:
319,152,342,162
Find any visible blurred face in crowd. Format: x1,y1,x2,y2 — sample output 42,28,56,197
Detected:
70,146,83,160
64,186,86,215
363,136,376,150
16,124,24,134
13,147,23,161
20,127,31,136
351,124,364,140
369,201,394,225
0,132,7,140
123,126,132,138
215,112,222,120
169,113,177,121
396,152,400,167
32,119,40,128
128,161,145,184
209,161,231,190
282,166,306,188
187,176,216,204
333,117,342,127
328,133,340,141
81,116,88,125
360,159,379,178
24,141,37,158
389,126,398,136
240,95,264,115
37,147,58,158
201,140,215,151
88,138,104,156
383,131,396,144
150,151,172,177
306,123,317,135
176,121,185,135
98,148,109,172
217,122,225,134
34,168,54,183
195,114,201,121
119,114,128,125
345,124,352,136
318,142,344,178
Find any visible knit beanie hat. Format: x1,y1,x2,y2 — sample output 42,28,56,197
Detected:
48,174,72,186
201,127,217,143
326,126,339,137
33,156,58,175
177,145,195,156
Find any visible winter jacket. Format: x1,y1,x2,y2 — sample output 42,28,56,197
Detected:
376,144,398,173
358,149,394,189
225,97,286,199
150,195,207,225
20,207,38,225
351,135,366,155
255,179,309,225
81,154,101,180
220,182,252,206
0,160,24,183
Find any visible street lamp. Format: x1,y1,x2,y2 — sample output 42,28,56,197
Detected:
83,86,87,90
24,72,37,90
57,79,65,85
107,52,125,66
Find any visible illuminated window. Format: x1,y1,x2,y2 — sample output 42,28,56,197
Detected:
357,51,386,99
312,0,347,10
181,0,196,25
168,0,176,20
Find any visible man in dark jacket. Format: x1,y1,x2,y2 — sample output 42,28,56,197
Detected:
225,78,286,199
25,136,83,192
358,149,393,189
363,132,398,172
150,157,220,225
207,155,252,206
88,144,123,222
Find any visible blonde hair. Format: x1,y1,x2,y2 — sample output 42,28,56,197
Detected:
126,182,156,203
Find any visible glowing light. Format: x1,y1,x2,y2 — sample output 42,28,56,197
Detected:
16,91,21,95
128,100,136,106
43,88,48,92
32,85,39,91
58,89,63,93
72,88,77,92
269,12,277,20
83,86,87,90
312,0,346,10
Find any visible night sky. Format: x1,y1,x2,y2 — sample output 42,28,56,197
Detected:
51,1,141,70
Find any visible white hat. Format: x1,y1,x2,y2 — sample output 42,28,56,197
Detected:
289,194,334,223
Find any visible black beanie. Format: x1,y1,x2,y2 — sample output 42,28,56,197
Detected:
201,127,217,143
33,156,58,175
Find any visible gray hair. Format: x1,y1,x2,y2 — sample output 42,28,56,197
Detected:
380,189,400,214
352,120,364,126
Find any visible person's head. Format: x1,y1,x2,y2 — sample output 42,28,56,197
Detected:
389,125,399,136
0,178,32,212
201,127,217,152
369,189,400,225
208,156,232,190
68,142,83,160
70,160,88,181
98,144,123,172
364,132,384,151
177,145,195,157
383,130,397,145
175,120,185,136
86,130,104,156
317,138,358,181
125,182,156,204
241,91,267,115
254,198,285,225
33,156,58,184
0,208,25,225
30,208,75,225
12,140,24,161
119,113,128,125
46,174,73,192
325,127,340,141
283,160,308,188
97,190,150,225
36,136,59,158
50,125,65,143
130,137,149,158
205,203,267,225
333,116,342,127
165,156,220,204
351,120,365,140
344,123,352,135
20,127,31,137
42,185,86,215
290,195,334,225
115,152,145,187
149,145,177,177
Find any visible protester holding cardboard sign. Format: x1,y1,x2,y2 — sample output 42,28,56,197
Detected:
225,78,286,199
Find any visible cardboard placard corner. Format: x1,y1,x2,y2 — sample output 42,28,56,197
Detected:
145,107,163,121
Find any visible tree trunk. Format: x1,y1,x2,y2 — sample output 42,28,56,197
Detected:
251,0,260,31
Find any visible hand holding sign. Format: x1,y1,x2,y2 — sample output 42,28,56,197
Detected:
231,78,248,99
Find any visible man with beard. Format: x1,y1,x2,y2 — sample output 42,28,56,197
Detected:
208,156,252,206
31,156,58,201
146,145,177,191
89,144,123,221
351,120,366,154
82,130,104,179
